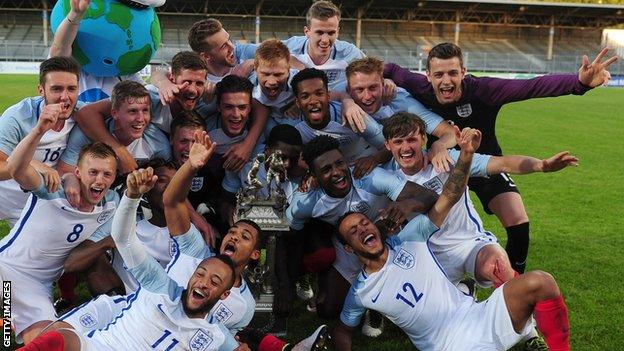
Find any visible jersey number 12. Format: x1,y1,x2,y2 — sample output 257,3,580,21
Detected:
395,282,423,308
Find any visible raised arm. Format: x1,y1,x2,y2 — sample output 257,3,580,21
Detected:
427,128,479,227
7,104,63,190
113,167,158,268
486,151,578,175
74,99,137,173
163,131,216,236
49,0,90,58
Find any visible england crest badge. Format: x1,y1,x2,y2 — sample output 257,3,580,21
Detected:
190,177,204,192
456,103,472,118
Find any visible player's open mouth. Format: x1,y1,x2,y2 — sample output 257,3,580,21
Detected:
191,288,206,301
180,151,189,162
131,123,145,132
439,86,455,99
229,119,243,131
362,233,377,247
332,176,348,189
400,151,415,161
90,186,104,198
222,243,236,256
265,86,280,98
180,95,198,109
308,107,323,121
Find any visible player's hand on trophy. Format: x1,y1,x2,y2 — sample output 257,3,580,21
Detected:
126,167,158,199
341,98,367,133
541,151,578,173
457,127,481,154
36,104,62,134
189,131,217,171
578,48,618,88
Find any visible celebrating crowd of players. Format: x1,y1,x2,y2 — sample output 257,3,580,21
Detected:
0,0,617,350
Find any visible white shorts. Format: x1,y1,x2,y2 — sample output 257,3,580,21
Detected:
446,285,534,350
430,233,499,285
331,236,361,283
58,294,129,334
0,265,56,339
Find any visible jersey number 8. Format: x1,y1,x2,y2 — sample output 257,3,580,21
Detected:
66,224,84,243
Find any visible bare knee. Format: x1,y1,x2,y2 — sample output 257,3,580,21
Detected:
475,245,514,283
523,271,560,302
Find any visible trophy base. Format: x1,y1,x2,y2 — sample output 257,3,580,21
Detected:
253,293,274,312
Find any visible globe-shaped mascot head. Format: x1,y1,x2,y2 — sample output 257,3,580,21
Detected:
51,0,162,77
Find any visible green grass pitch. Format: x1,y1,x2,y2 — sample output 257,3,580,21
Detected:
0,74,622,350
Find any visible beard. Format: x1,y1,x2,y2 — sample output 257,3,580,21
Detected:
181,289,218,318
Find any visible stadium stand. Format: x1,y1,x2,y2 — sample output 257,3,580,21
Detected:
0,0,622,74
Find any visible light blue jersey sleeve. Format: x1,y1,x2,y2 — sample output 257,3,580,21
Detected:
175,224,212,260
340,284,366,328
30,173,63,199
285,190,316,230
447,149,491,177
390,88,444,134
143,124,172,162
360,115,385,149
0,97,40,156
128,254,180,298
60,125,91,166
357,167,407,201
282,36,307,54
218,323,240,351
235,42,258,63
397,214,439,242
334,39,365,62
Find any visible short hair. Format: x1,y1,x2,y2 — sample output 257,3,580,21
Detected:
346,57,384,81
110,81,150,110
77,142,117,167
171,51,208,76
382,112,427,140
306,0,341,26
427,42,464,69
334,211,360,245
234,219,265,250
188,18,223,53
169,110,207,138
215,75,253,105
291,68,328,96
302,135,340,170
267,124,303,148
254,39,290,67
143,158,178,172
39,56,80,85
209,254,237,289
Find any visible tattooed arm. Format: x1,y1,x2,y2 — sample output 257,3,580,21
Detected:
427,128,481,227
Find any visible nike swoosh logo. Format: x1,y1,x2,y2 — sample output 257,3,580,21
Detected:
371,291,381,303
157,303,166,315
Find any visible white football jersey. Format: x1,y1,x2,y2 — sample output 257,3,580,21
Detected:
0,96,80,225
388,149,499,283
0,181,118,284
295,102,383,163
110,219,177,293
340,216,474,350
77,71,144,103
283,36,364,91
166,229,256,334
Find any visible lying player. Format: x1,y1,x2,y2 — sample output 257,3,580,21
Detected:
0,104,118,343
20,166,240,350
333,128,570,351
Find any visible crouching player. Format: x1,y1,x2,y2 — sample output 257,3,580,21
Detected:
333,128,570,351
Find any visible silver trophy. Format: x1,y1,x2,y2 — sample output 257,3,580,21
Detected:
235,151,289,312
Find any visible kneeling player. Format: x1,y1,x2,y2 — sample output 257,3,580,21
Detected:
333,128,570,351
